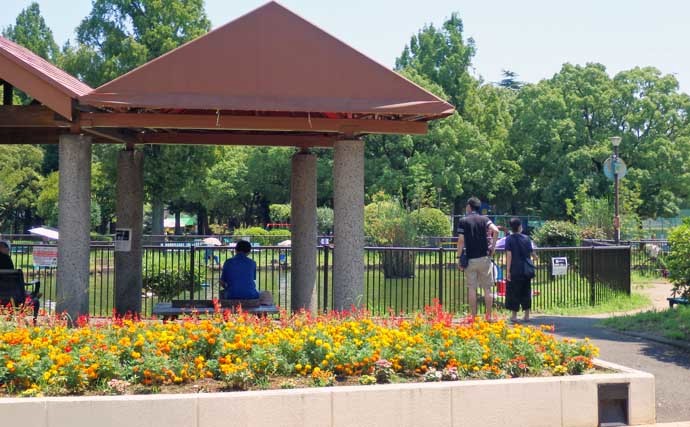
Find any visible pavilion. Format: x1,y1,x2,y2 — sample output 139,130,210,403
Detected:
0,1,454,320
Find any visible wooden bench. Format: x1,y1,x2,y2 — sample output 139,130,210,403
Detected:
0,269,40,320
667,297,689,308
152,301,279,319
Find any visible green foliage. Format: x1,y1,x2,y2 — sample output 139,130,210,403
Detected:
316,206,334,234
2,2,59,102
532,221,579,247
62,0,210,87
269,204,291,223
410,207,450,237
36,170,104,230
566,183,613,238
0,145,43,232
233,226,269,245
268,229,290,245
509,63,690,219
58,1,213,234
667,218,690,298
396,13,474,113
142,269,204,302
364,195,418,246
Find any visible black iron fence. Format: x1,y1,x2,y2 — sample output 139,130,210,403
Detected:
584,239,669,277
5,242,630,317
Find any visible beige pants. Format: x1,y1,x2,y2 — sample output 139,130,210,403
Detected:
465,256,493,290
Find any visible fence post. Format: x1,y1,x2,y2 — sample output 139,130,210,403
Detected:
190,245,196,300
589,246,595,306
624,246,632,296
323,244,329,312
438,247,444,306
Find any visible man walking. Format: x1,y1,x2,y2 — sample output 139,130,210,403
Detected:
456,197,499,320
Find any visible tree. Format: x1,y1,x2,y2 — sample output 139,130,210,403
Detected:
396,13,476,114
0,145,43,232
60,0,212,234
62,0,210,87
2,2,59,62
36,169,106,230
499,70,524,90
380,15,520,215
509,63,690,219
2,2,61,173
205,147,252,228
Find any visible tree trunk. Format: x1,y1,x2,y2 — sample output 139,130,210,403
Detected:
151,199,165,240
197,207,208,235
174,211,182,235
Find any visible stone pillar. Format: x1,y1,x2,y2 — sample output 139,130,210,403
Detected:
56,134,92,322
333,138,365,310
290,150,318,313
114,149,144,315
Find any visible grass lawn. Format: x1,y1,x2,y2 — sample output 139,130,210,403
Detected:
601,306,690,341
533,292,651,316
527,272,657,316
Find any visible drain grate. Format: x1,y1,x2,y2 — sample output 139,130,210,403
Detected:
598,383,629,426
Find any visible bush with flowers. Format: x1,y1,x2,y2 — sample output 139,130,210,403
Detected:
0,302,599,397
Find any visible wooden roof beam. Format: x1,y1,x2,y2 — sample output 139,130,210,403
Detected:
137,132,336,148
80,112,427,135
0,105,70,127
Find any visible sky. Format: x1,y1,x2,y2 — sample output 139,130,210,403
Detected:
2,0,689,93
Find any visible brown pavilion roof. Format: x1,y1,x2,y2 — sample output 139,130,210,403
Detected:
80,1,454,120
0,36,92,120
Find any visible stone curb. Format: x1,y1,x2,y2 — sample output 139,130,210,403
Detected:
637,422,690,427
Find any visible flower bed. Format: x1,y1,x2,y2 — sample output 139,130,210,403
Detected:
0,304,598,397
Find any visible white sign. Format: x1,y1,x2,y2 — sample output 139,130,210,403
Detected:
114,228,132,252
32,246,58,267
552,257,568,276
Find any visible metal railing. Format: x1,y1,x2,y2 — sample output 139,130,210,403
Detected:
5,242,631,317
584,238,669,276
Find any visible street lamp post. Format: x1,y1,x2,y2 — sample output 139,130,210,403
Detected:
611,136,622,244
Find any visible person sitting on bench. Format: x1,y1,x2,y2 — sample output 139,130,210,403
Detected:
220,240,272,305
0,242,40,321
0,241,14,269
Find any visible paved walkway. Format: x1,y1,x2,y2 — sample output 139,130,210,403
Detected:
532,281,690,423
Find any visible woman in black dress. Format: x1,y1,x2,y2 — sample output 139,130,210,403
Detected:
504,218,534,322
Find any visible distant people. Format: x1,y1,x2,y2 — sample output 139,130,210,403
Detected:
505,218,534,323
220,240,273,304
0,241,14,269
457,197,499,320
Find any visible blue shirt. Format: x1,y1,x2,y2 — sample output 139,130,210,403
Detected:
220,253,259,299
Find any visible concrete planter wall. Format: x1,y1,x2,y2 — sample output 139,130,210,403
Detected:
0,359,654,427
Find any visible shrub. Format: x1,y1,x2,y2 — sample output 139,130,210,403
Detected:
267,228,290,245
667,218,690,298
533,221,579,247
364,197,418,246
233,226,270,245
142,269,205,302
410,207,450,237
364,196,418,278
578,225,606,241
